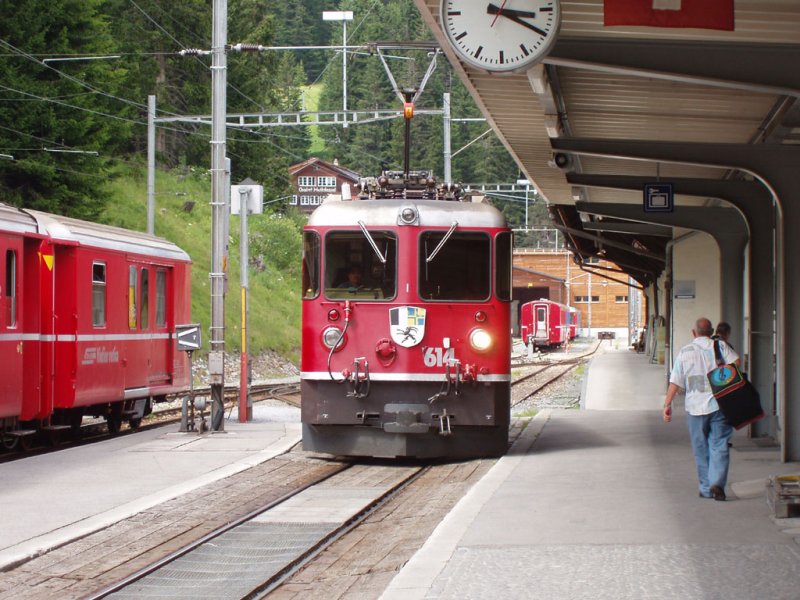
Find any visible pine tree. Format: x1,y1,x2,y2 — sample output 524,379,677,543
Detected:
0,0,133,217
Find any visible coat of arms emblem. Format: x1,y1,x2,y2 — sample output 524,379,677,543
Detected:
389,306,426,348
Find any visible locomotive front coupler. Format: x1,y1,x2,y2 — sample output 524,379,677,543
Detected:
344,357,370,399
427,359,462,403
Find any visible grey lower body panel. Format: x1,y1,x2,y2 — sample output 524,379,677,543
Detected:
301,380,510,459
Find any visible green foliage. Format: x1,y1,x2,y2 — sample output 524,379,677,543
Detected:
101,163,302,359
0,0,132,218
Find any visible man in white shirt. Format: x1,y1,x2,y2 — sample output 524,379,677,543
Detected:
663,317,739,501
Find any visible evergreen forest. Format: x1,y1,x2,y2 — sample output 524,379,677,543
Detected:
0,0,550,234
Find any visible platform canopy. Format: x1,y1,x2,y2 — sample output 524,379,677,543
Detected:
413,0,800,281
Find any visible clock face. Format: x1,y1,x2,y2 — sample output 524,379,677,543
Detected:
440,1,561,72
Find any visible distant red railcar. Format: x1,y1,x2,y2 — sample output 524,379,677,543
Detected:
568,306,581,340
520,299,569,349
0,203,191,448
301,171,512,459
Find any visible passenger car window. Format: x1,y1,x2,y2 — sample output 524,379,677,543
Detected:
92,262,106,327
156,269,167,327
419,231,490,301
140,268,149,329
128,266,137,329
5,249,16,327
324,231,397,301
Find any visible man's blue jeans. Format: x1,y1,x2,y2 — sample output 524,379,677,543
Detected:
687,410,733,496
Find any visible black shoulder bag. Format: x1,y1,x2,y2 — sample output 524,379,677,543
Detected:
708,339,764,429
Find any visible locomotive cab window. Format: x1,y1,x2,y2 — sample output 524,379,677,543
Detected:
495,232,512,301
324,231,396,300
5,249,16,327
302,232,320,299
92,262,106,327
419,231,490,301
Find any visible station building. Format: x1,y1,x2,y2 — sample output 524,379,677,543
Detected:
288,157,361,213
513,249,644,341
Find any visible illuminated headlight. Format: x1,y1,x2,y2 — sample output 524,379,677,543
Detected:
469,328,493,352
322,327,345,350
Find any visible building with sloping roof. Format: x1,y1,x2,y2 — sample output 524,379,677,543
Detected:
288,158,361,213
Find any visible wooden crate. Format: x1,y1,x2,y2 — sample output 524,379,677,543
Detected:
767,475,800,518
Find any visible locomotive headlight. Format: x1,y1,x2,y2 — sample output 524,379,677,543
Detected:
322,326,345,351
398,205,419,225
469,328,493,353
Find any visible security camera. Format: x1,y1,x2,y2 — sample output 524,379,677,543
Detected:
553,152,571,170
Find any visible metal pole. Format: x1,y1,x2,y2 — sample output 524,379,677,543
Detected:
239,188,250,423
147,95,156,235
443,92,452,184
587,272,592,339
524,185,529,230
210,0,228,431
342,20,348,128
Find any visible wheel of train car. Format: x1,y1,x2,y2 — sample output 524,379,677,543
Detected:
1,433,17,452
17,434,32,452
128,417,142,430
106,404,123,435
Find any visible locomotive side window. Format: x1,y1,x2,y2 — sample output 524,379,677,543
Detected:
128,266,137,329
92,262,106,327
5,249,16,327
324,231,396,300
140,268,149,329
495,232,512,301
302,232,320,299
419,232,490,301
156,269,167,327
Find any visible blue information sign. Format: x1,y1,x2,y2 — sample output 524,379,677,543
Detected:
643,183,674,213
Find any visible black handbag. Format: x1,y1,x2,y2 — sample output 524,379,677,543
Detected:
709,340,764,430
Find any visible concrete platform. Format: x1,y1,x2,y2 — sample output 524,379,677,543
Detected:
382,348,800,600
0,401,301,570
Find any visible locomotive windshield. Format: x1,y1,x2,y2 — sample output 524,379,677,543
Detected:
419,231,491,301
324,231,397,300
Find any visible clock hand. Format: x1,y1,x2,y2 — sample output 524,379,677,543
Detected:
489,0,509,27
498,12,548,36
487,5,537,19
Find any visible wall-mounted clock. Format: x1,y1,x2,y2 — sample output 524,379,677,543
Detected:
440,1,561,73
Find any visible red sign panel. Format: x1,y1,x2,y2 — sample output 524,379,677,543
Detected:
604,0,734,31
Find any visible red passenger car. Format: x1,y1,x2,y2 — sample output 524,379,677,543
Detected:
0,203,191,448
301,172,512,458
520,299,569,349
568,306,580,340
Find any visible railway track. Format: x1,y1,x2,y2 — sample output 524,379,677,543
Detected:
86,460,429,600
510,340,602,408
2,348,603,598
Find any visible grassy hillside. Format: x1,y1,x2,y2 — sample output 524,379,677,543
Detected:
102,163,302,362
303,84,326,155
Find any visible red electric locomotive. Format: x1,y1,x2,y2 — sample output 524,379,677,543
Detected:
301,171,512,458
0,203,191,448
520,299,569,349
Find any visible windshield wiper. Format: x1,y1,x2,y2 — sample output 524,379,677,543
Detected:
426,221,458,263
357,220,386,264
